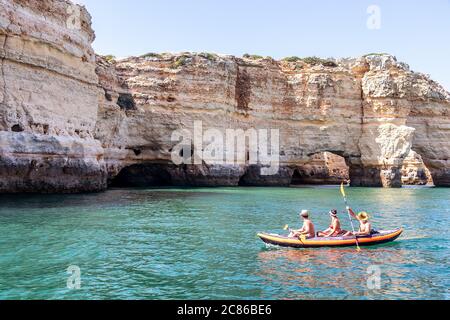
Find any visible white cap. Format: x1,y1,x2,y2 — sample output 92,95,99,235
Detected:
300,210,309,217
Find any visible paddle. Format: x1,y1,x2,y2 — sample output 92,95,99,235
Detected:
340,182,361,252
283,225,307,242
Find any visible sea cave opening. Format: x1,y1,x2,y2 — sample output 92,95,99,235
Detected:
401,150,434,186
290,152,350,186
110,163,174,188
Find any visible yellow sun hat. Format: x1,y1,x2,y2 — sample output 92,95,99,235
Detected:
357,212,370,221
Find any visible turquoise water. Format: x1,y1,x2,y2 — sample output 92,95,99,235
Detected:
0,187,448,300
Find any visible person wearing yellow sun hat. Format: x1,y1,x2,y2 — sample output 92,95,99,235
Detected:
343,207,372,237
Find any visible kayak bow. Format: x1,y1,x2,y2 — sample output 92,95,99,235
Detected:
258,228,403,248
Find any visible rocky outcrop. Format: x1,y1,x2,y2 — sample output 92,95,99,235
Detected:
293,150,433,186
1,0,449,192
95,52,450,188
358,55,450,187
0,0,106,192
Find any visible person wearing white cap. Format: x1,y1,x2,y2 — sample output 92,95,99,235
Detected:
289,210,316,239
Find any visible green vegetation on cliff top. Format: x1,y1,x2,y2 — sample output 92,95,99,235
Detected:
282,56,337,67
104,55,116,63
243,53,265,60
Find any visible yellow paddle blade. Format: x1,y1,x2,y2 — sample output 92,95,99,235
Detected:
356,245,361,252
299,235,306,241
283,224,289,231
340,182,346,198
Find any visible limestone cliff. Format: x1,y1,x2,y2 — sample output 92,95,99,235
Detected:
95,53,450,188
1,0,449,193
0,0,105,192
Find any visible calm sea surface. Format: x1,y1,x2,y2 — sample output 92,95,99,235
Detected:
0,187,448,300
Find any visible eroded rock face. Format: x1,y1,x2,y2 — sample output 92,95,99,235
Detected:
96,52,450,188
1,0,449,192
0,0,106,193
360,55,450,186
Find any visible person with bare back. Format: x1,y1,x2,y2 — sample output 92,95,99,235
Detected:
289,210,316,239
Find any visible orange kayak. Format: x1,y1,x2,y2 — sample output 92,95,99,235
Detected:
258,228,403,248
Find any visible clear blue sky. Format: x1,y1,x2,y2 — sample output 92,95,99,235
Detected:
75,0,450,90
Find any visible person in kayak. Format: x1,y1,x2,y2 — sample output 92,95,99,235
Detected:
317,209,347,237
289,210,316,239
344,206,372,236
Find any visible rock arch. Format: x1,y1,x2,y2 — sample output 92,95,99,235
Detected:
401,150,433,185
405,111,450,187
290,152,349,186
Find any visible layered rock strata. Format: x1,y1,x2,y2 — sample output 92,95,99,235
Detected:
1,0,449,192
0,0,105,192
96,52,450,188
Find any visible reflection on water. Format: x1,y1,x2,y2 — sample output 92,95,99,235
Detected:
0,187,448,300
257,246,422,300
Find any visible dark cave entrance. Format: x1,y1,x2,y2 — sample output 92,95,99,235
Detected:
237,165,293,187
238,165,257,186
110,163,174,188
290,168,309,185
